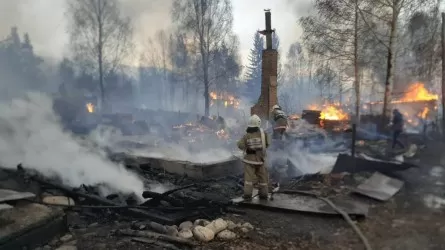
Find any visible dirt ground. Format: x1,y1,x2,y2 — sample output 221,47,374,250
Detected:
48,140,445,250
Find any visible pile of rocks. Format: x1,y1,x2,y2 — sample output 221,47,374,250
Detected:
176,218,254,242
128,217,255,244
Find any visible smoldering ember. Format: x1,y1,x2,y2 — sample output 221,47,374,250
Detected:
1,1,445,250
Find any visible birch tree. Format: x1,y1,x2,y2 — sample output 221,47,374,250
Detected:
172,0,234,116
68,0,133,110
358,0,438,118
300,0,364,121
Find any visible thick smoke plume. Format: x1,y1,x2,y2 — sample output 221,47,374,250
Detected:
0,92,144,196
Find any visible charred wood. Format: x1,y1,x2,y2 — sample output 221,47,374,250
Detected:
118,229,197,246
131,237,183,250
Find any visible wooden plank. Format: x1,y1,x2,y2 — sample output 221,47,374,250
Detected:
0,189,35,203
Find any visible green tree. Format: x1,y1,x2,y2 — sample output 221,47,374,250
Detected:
244,31,264,101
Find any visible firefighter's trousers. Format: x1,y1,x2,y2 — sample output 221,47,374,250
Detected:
243,163,269,199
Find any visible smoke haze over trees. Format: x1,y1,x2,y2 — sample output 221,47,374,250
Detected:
0,0,442,119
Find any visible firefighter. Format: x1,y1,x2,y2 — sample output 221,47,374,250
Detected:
270,105,288,140
391,109,405,149
237,115,270,200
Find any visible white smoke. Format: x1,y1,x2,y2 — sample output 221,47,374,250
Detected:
129,144,235,163
0,92,145,196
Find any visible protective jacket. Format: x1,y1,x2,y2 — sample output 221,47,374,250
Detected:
271,109,288,129
237,130,270,165
237,129,270,199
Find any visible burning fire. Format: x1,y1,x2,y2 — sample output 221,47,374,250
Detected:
320,105,349,121
216,129,229,140
86,103,94,113
307,104,320,111
305,103,349,121
418,107,429,119
394,82,438,103
210,91,240,108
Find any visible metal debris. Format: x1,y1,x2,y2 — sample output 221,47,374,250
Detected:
0,189,35,203
332,153,418,174
233,192,368,217
353,172,404,201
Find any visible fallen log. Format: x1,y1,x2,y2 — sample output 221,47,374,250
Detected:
162,184,196,196
118,229,196,246
131,237,182,250
141,191,183,206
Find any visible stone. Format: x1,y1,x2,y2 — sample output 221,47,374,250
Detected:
66,240,77,246
88,222,99,228
194,219,210,227
240,227,250,233
179,221,193,231
205,218,228,234
193,226,215,242
43,196,75,206
178,229,194,239
55,245,77,250
241,222,254,231
43,245,51,250
49,238,60,246
60,234,73,242
216,230,237,240
226,220,237,230
166,225,179,236
93,243,107,250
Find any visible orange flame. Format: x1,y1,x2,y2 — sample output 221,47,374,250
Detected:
209,91,240,109
418,107,429,119
307,104,320,110
86,103,94,113
394,82,438,103
320,105,349,120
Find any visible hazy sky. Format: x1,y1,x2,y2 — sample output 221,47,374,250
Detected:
0,0,314,66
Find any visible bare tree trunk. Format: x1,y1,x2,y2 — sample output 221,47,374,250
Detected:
442,13,445,140
382,6,398,122
98,0,105,112
204,69,210,116
354,0,360,123
200,46,210,116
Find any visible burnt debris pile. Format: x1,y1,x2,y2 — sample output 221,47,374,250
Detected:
2,164,244,226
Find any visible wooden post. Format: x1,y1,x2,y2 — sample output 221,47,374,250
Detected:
442,13,445,140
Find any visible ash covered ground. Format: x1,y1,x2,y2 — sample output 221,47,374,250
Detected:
1,93,444,250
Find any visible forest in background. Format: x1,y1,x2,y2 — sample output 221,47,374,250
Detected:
0,0,442,118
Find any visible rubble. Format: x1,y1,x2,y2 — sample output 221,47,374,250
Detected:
205,218,228,234
194,219,211,227
178,221,193,231
216,229,237,240
178,229,194,239
43,196,75,206
192,226,215,242
60,234,73,242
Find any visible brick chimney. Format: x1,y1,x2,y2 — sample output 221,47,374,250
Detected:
251,10,278,122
